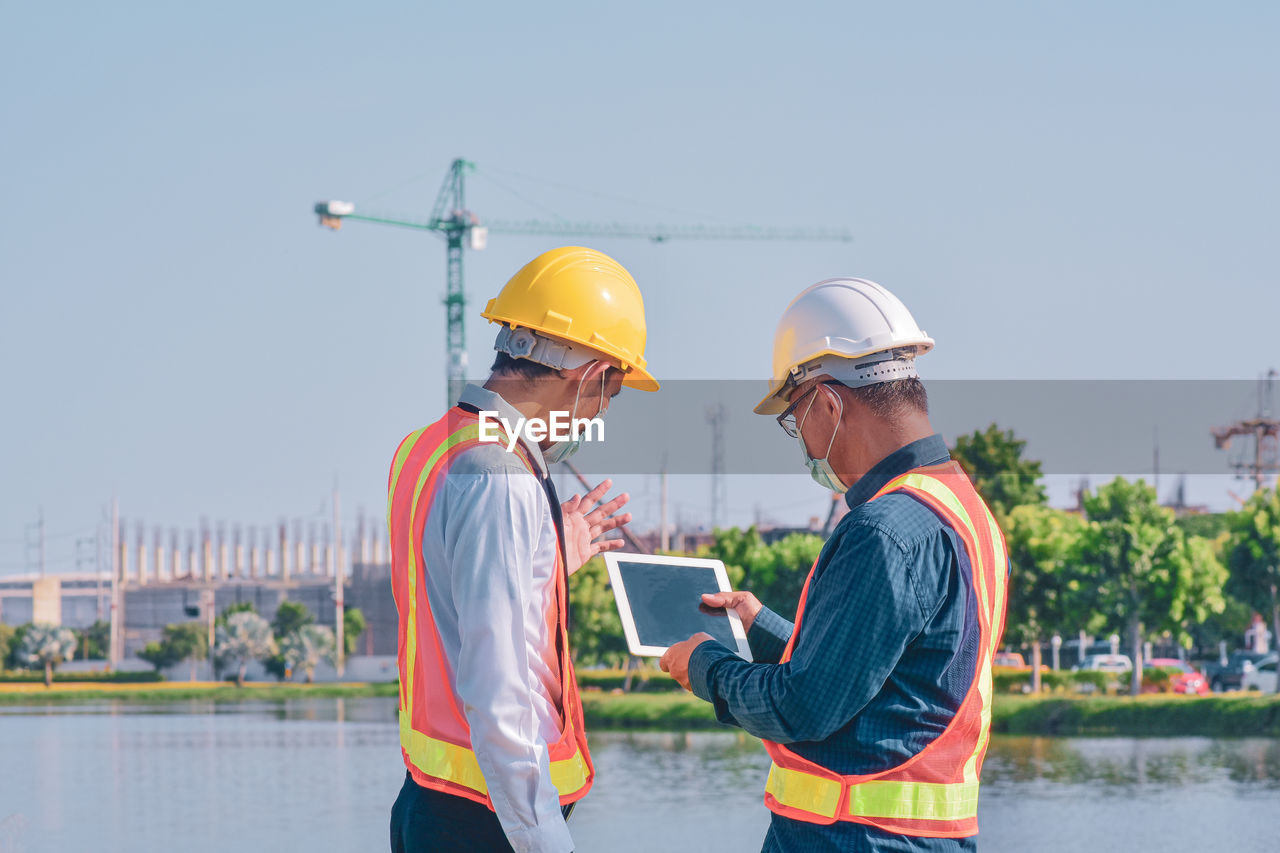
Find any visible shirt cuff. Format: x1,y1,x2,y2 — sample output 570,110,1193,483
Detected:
747,606,795,665
504,812,574,853
688,639,737,703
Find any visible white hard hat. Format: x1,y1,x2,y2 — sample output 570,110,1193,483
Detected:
755,278,934,415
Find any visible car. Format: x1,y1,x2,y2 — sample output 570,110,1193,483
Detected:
1144,658,1210,695
1207,651,1272,692
1241,653,1278,693
993,652,1027,668
1075,654,1133,674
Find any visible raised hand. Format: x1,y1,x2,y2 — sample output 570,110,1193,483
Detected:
561,478,631,575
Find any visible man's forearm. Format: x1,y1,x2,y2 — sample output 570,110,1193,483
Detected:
746,606,794,665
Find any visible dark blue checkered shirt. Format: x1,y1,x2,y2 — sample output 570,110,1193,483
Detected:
688,435,984,853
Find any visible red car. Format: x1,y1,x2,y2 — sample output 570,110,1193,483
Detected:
1145,658,1209,695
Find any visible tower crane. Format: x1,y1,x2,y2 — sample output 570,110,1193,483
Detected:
315,158,853,405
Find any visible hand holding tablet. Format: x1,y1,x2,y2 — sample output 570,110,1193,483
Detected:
602,553,753,661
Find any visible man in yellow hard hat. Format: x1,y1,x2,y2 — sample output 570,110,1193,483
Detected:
388,247,657,853
661,279,1007,852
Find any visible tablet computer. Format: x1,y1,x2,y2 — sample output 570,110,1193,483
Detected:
602,553,752,661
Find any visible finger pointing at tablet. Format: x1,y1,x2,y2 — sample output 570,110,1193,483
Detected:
701,591,763,633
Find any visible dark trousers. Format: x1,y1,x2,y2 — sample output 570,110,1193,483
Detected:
390,772,574,853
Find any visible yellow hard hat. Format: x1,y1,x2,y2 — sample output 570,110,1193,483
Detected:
482,246,658,391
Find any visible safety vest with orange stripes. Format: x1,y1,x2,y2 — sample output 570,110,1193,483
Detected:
387,406,594,808
762,460,1007,837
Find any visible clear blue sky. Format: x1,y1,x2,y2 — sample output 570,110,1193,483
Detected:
2,2,1276,575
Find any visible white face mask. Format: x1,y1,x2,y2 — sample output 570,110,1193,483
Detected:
796,386,849,493
543,367,609,465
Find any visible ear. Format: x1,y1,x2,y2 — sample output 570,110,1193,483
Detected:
581,360,613,382
815,383,843,417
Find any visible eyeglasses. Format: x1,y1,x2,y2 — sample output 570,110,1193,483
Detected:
776,381,839,438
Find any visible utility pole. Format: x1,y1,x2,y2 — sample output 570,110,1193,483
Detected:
95,525,105,621
205,587,216,680
1153,426,1160,502
109,497,121,667
659,466,670,552
1212,369,1280,492
334,485,345,677
25,509,46,577
707,404,727,531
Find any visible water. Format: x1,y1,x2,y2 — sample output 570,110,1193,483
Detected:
1,698,1278,852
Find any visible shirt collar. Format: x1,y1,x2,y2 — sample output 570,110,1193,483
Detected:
457,383,549,478
844,434,950,509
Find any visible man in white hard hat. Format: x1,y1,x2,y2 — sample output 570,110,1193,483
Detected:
661,279,1008,852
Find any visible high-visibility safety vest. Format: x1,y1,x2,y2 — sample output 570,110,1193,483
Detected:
387,407,594,808
762,461,1007,838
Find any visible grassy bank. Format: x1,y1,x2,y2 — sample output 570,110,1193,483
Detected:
5,679,1280,737
0,680,398,704
991,692,1280,737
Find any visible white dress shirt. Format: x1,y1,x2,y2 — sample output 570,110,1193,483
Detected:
419,383,573,853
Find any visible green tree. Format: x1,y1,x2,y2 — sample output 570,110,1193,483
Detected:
1225,487,1280,692
259,603,324,681
1176,513,1229,540
151,622,208,681
77,620,111,660
18,624,77,687
281,624,338,683
569,556,629,668
0,622,14,670
138,640,182,672
950,424,1046,524
215,611,277,686
4,624,32,670
705,526,823,620
1178,534,1229,648
1077,478,1225,696
343,608,366,657
271,600,313,638
1003,504,1091,691
218,601,256,624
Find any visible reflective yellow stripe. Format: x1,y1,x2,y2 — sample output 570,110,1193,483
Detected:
549,745,591,795
896,474,998,788
765,763,842,819
765,764,981,823
987,512,1007,633
400,711,592,797
849,779,980,821
403,424,482,722
401,711,489,794
386,427,429,534
883,473,1000,793
388,428,429,710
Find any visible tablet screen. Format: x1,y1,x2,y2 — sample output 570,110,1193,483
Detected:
614,560,738,649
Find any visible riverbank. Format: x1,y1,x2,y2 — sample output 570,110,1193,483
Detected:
4,681,1279,736
585,691,1280,737
0,680,398,703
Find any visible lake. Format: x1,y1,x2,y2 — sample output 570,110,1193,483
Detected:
1,698,1277,852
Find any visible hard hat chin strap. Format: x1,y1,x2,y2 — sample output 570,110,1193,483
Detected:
495,325,603,372
787,348,920,391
